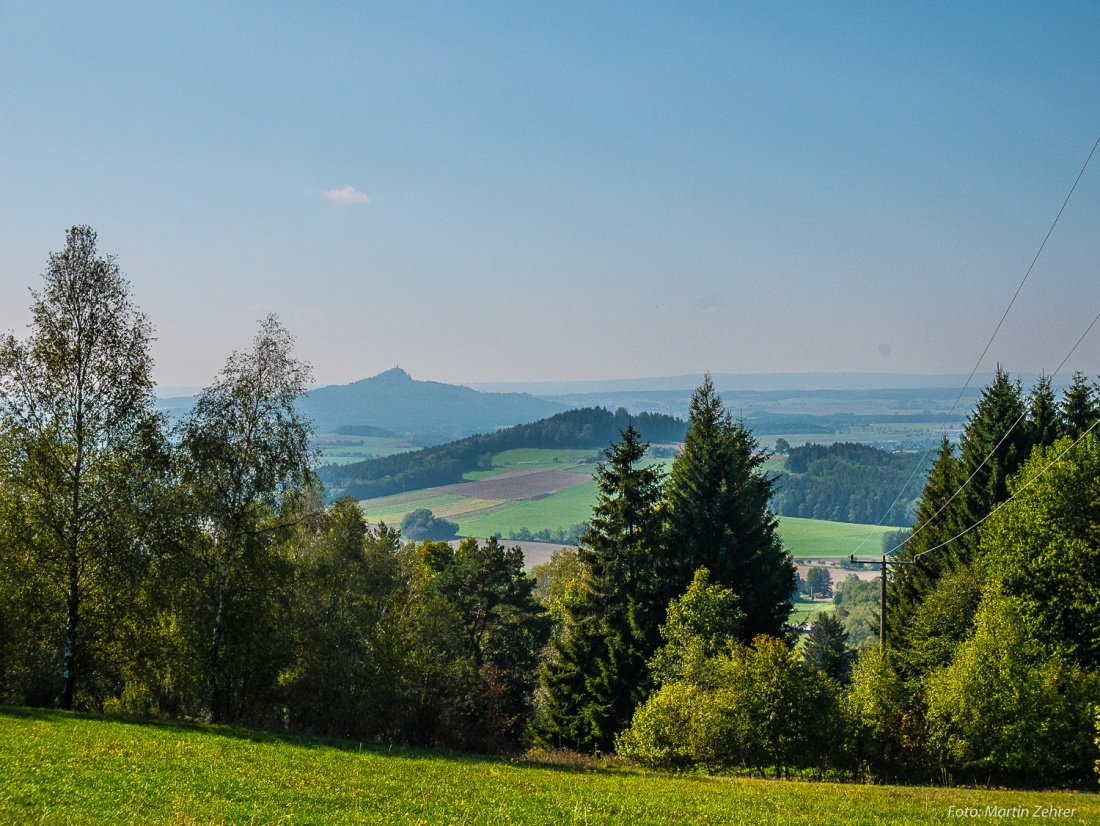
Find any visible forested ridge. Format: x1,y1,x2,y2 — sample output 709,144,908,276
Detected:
772,442,931,526
316,406,686,501
4,228,1100,789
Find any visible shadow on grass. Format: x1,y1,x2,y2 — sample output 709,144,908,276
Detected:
0,704,631,777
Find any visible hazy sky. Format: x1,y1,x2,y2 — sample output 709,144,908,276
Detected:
2,2,1098,389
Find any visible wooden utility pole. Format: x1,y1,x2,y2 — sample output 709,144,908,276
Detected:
849,554,916,649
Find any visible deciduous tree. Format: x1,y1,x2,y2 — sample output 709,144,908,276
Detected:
177,315,316,722
0,226,162,709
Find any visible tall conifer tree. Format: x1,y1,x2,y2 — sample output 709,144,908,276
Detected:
538,425,664,751
889,369,1028,660
952,365,1028,562
664,376,794,641
1060,371,1099,441
1025,372,1061,450
887,435,963,649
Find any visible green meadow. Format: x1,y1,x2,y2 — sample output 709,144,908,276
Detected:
457,480,600,537
3,708,1094,825
788,598,838,626
349,446,895,557
314,434,416,465
776,517,895,558
462,447,604,479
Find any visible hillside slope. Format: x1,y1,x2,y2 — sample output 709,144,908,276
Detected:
317,406,685,501
298,367,565,435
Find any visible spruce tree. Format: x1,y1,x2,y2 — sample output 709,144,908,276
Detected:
1060,371,1099,440
888,435,963,647
1025,372,1061,450
538,424,664,751
953,365,1028,562
664,376,795,641
803,612,852,683
889,369,1028,661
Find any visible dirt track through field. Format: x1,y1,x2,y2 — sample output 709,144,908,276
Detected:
440,467,593,501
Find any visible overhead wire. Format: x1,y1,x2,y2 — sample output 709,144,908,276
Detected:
890,306,1100,555
847,134,1100,559
909,414,1100,561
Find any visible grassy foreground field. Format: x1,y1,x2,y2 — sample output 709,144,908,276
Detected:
2,708,1095,825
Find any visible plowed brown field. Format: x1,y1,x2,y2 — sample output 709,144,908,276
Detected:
440,467,592,500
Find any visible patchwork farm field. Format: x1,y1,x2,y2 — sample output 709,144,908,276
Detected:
355,448,897,558
462,447,605,479
3,708,1094,825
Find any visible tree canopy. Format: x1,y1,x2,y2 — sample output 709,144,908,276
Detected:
0,226,162,709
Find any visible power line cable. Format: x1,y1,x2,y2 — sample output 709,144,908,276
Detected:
848,134,1100,557
905,415,1100,560
894,306,1100,553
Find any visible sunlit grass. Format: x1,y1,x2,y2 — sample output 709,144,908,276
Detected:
1,708,1094,825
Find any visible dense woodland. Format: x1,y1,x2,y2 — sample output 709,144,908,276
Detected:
317,406,687,501
3,228,1100,788
772,442,932,526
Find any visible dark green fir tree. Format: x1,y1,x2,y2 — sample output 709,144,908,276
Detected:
1060,371,1099,441
802,612,852,683
537,424,664,751
1025,372,1061,450
664,376,795,641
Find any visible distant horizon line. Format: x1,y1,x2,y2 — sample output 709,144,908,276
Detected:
155,367,1075,400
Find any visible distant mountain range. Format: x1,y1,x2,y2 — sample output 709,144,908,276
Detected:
467,371,1033,395
155,368,1055,446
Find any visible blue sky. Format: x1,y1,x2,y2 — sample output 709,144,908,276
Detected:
2,2,1098,388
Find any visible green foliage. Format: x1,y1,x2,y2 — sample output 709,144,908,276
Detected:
892,368,1031,635
844,645,911,772
538,425,665,752
774,442,930,526
981,435,1100,669
612,681,705,771
280,502,409,740
618,635,843,777
924,594,1100,786
887,436,962,646
953,366,1029,559
531,546,582,624
399,508,459,541
896,564,983,679
665,375,795,641
803,566,833,600
803,613,852,683
1026,372,1061,450
509,522,587,544
1060,371,1099,440
433,536,551,744
176,314,317,723
648,568,742,687
0,226,163,711
881,528,911,554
